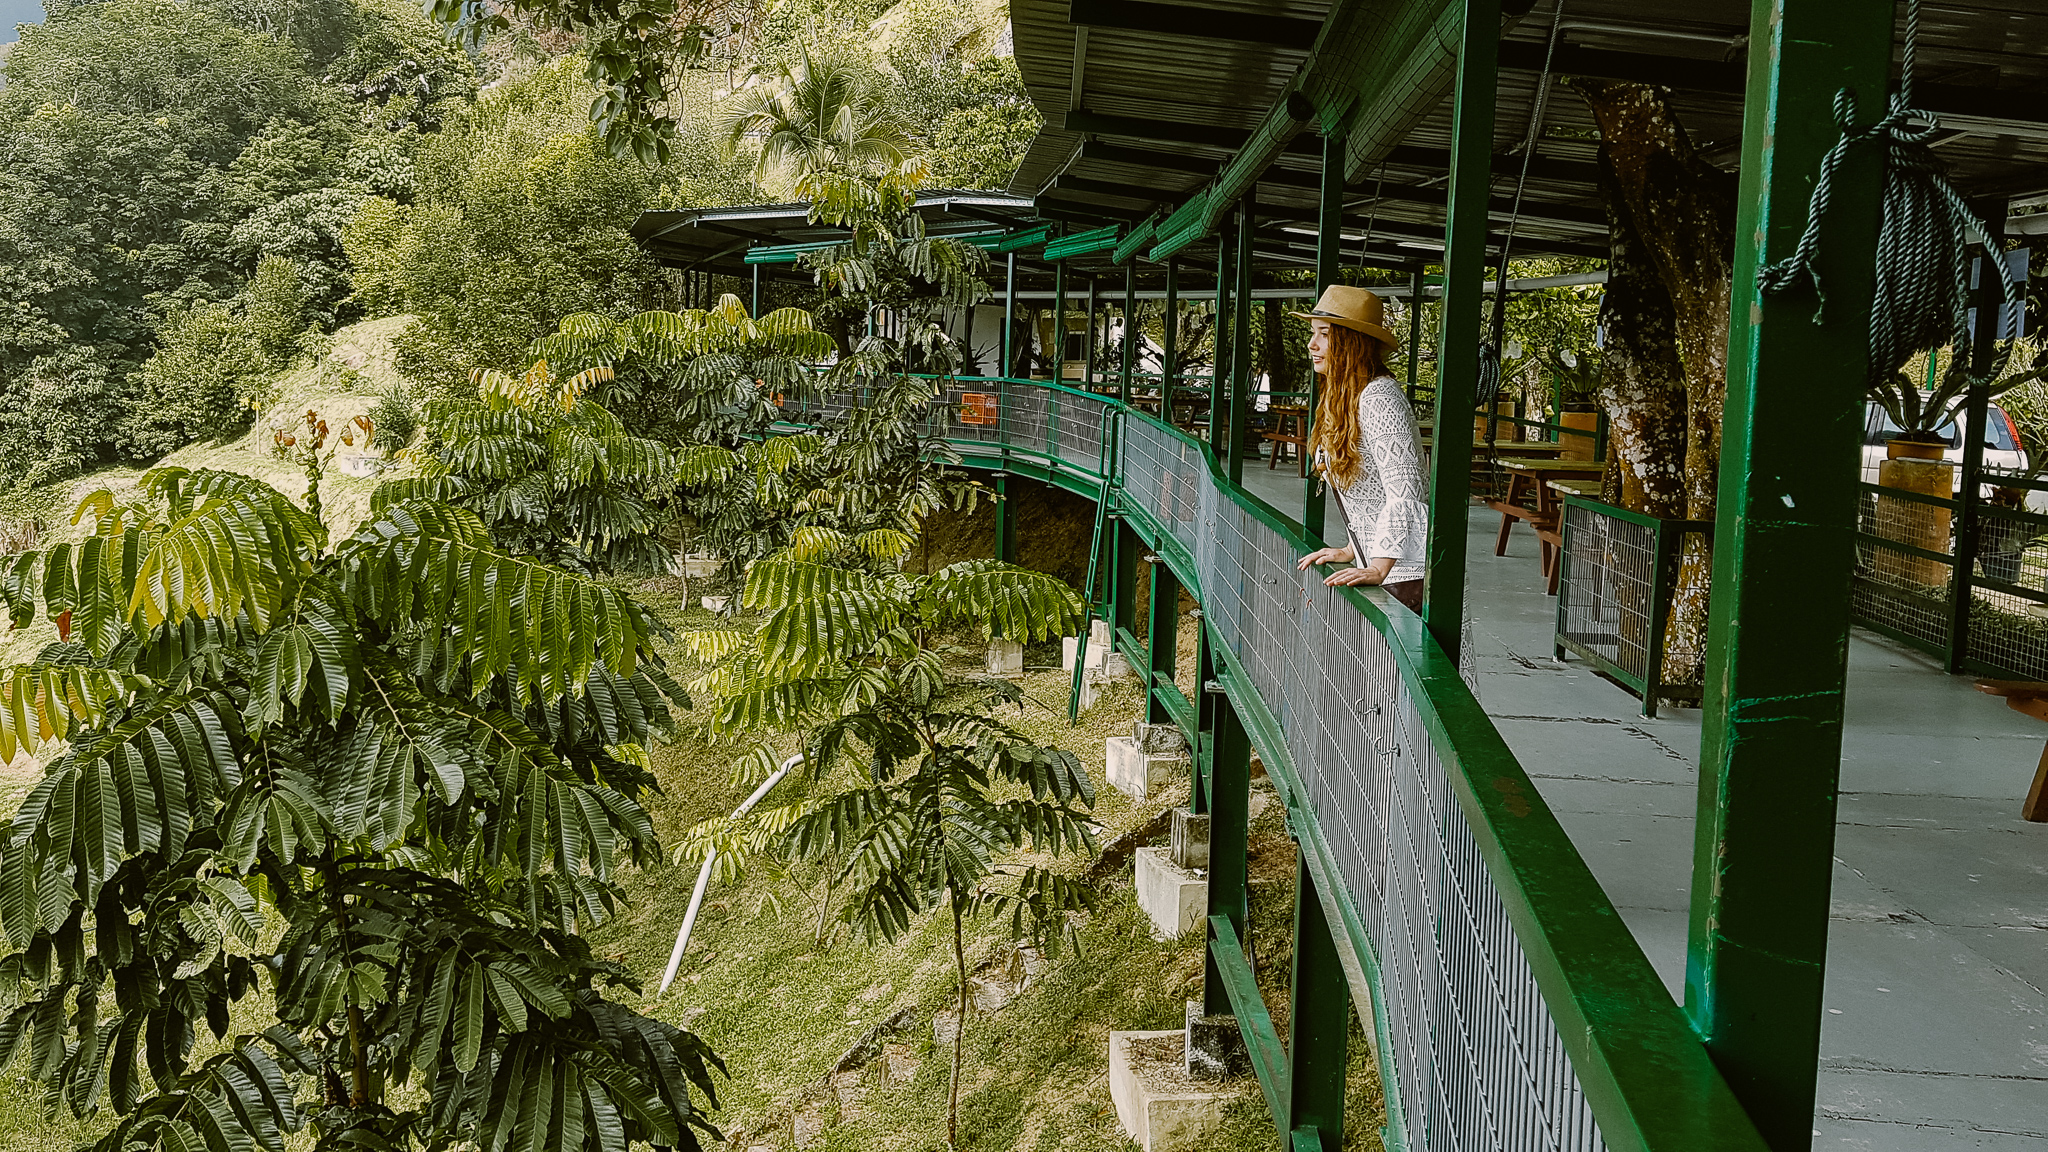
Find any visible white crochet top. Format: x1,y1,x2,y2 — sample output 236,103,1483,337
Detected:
1327,375,1429,585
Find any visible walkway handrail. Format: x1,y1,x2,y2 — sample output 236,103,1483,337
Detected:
786,375,1767,1152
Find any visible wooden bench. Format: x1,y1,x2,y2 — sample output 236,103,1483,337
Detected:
1969,680,2048,821
1263,404,1309,476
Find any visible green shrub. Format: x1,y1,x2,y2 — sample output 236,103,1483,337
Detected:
368,386,417,449
246,254,310,362
121,303,273,460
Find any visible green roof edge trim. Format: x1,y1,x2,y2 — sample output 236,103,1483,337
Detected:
1044,223,1123,261
994,223,1054,253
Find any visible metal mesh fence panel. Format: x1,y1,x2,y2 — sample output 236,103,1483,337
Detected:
1182,415,1605,1152
1557,505,1656,683
1852,484,1954,652
1964,502,2048,677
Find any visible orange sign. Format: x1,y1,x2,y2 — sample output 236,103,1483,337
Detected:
959,393,998,425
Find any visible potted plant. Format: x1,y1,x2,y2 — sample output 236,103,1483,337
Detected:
1871,340,2048,587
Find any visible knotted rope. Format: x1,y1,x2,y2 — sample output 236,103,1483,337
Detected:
1755,0,2015,387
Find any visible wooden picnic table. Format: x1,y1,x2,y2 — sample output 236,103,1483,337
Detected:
1534,478,1606,595
1487,458,1607,585
1969,680,2048,821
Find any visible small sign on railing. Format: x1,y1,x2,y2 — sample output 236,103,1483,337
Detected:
959,392,998,425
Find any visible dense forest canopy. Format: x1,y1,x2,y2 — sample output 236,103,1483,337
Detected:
0,0,1037,493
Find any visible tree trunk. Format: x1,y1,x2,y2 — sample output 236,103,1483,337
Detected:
1594,161,1689,520
948,900,969,1151
1578,81,1738,688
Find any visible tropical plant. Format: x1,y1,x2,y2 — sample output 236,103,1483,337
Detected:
524,297,837,447
0,466,718,1151
382,358,681,572
679,544,1096,1148
719,41,922,222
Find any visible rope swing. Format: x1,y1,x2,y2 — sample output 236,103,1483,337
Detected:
1756,0,2017,386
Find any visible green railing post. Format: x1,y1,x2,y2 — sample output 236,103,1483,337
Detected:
1228,197,1256,487
1163,258,1181,423
750,264,761,317
1689,2,1891,1148
1420,0,1500,662
1054,257,1068,383
1407,266,1425,392
1212,217,1235,450
993,472,1014,563
1284,854,1347,1150
1002,252,1018,376
1146,559,1181,726
1305,129,1343,541
1201,676,1250,1017
1085,274,1101,390
1113,521,1140,638
1192,624,1217,814
1121,263,1138,403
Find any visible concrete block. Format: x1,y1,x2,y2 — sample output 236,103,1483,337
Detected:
682,555,721,580
985,638,1024,677
1076,671,1101,713
1170,808,1209,870
1184,1001,1248,1080
1061,636,1078,671
700,595,730,613
1106,736,1182,800
1062,630,1111,674
1133,721,1188,755
1102,651,1134,681
1135,847,1205,939
1089,618,1110,647
1109,1030,1239,1151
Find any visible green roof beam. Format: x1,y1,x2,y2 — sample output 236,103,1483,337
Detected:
1043,223,1124,261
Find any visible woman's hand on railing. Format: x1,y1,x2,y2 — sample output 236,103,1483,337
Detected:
1298,545,1355,571
1298,549,1395,587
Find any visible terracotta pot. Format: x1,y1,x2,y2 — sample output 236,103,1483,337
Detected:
1873,456,1956,588
1558,410,1600,461
1885,438,1947,461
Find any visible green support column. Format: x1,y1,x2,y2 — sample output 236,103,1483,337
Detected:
1407,267,1425,389
1421,0,1501,662
1687,3,1891,1149
751,264,761,317
1163,259,1181,421
1211,222,1235,449
1120,263,1138,403
1111,522,1139,639
1284,854,1347,1149
1192,624,1216,813
1085,276,1101,390
1146,560,1181,726
992,474,1015,563
1201,678,1250,1017
1002,252,1018,377
1054,260,1068,383
1227,197,1256,487
1947,202,2006,672
1305,129,1344,541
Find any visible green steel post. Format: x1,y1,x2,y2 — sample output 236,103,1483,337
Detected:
1113,522,1139,638
1212,219,1235,449
1201,680,1250,1017
751,264,761,317
1688,2,1891,1148
1192,624,1216,814
993,473,1015,563
1284,853,1347,1148
1003,252,1018,376
1407,266,1425,390
1420,0,1501,663
1306,129,1344,541
1146,560,1181,726
1054,259,1068,383
1228,197,1256,487
1085,275,1100,390
1163,259,1181,421
1947,205,2006,672
1121,263,1138,403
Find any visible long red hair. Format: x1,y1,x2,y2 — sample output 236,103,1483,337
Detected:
1307,325,1392,488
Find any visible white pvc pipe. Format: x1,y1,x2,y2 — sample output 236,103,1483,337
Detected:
658,753,804,995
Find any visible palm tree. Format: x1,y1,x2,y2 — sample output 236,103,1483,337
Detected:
719,41,922,221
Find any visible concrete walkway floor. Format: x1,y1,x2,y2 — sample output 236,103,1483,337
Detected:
1463,507,2048,1150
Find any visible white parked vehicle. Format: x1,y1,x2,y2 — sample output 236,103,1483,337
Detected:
1860,401,2029,493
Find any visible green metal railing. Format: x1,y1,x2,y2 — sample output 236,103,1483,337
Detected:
1555,497,1715,717
784,376,1767,1152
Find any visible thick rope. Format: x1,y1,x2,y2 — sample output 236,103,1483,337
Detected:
1755,0,2015,388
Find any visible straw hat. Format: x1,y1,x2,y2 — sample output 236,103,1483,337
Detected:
1291,285,1398,352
